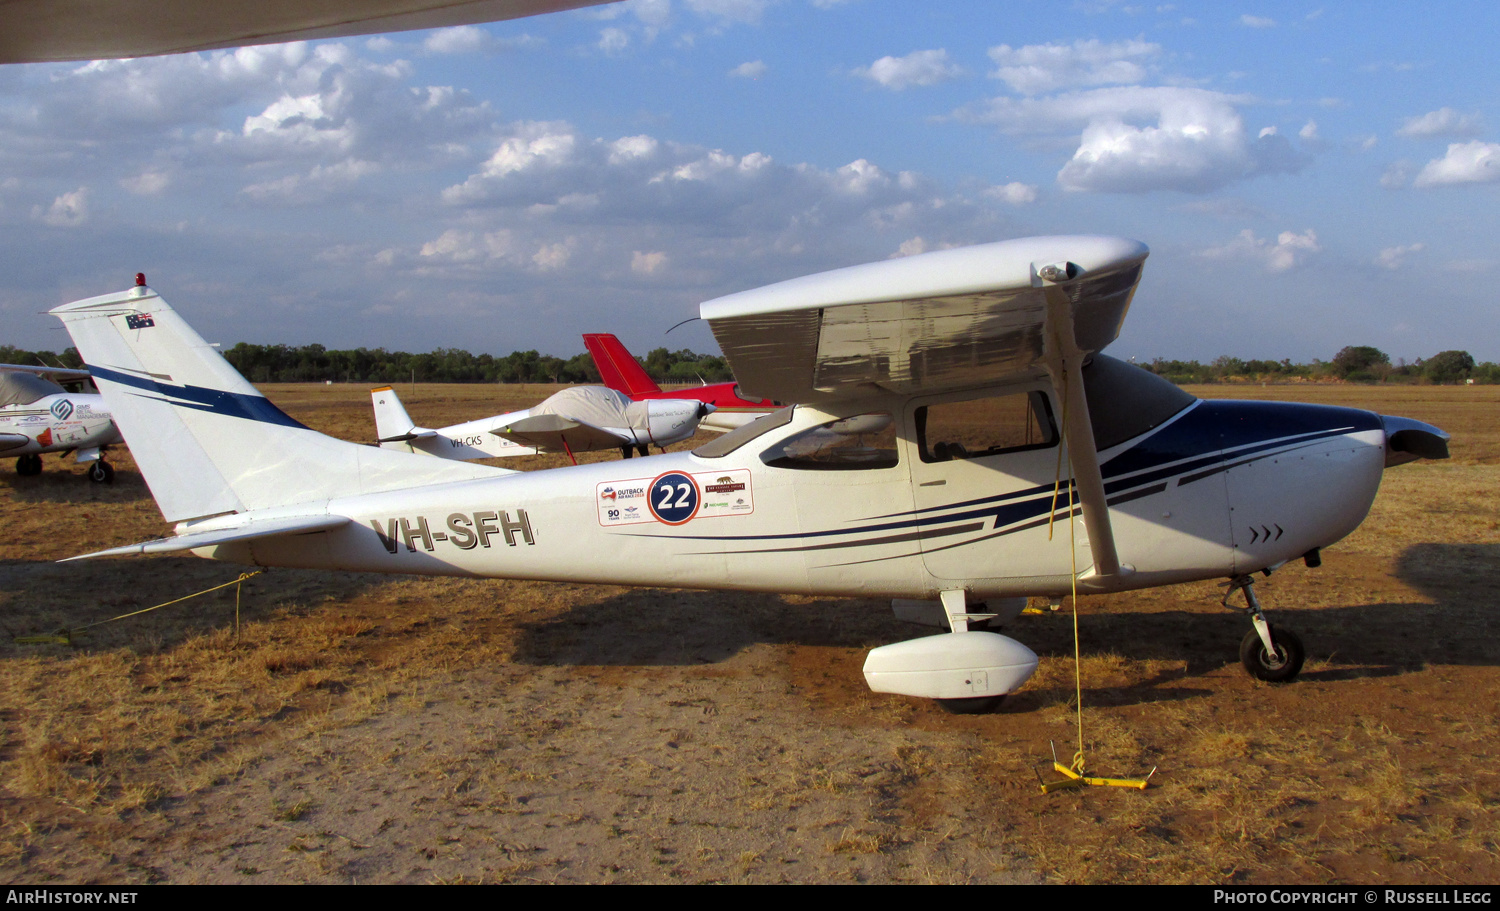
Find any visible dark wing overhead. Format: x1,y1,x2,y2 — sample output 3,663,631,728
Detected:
1,0,616,64
699,236,1149,406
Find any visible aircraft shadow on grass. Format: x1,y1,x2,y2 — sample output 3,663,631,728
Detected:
508,541,1499,707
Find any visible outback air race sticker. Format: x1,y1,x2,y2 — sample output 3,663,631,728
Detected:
597,468,754,527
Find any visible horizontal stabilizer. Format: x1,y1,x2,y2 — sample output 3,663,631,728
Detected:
63,514,350,561
376,428,438,443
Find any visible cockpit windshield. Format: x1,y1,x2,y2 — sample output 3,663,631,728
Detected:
0,371,66,408
1081,354,1196,450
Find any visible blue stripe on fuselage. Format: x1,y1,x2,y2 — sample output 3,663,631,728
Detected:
88,364,307,430
632,399,1379,546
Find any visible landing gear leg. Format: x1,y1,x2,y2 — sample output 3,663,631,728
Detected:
1222,574,1305,683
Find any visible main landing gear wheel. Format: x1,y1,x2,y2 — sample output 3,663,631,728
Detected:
936,695,1006,715
88,461,114,484
16,454,42,476
1240,626,1305,683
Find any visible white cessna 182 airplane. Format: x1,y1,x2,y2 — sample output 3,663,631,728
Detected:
371,383,714,463
52,236,1449,712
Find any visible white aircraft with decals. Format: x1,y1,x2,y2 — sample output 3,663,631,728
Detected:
371,383,714,463
0,364,123,482
52,236,1450,713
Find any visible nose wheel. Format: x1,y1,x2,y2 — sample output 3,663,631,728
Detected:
1222,575,1305,682
87,460,114,484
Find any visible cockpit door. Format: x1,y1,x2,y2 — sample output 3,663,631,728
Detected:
907,388,1087,585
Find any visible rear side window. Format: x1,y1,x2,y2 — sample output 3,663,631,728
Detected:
760,413,898,470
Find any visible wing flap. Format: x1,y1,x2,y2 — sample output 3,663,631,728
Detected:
62,514,350,561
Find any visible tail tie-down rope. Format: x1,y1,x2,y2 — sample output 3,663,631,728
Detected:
15,571,262,645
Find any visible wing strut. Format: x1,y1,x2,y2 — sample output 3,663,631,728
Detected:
1040,277,1123,580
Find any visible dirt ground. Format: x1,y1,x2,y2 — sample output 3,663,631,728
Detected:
0,382,1495,884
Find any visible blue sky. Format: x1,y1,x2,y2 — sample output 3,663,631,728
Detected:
2,0,1497,365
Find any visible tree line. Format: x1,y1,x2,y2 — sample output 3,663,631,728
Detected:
0,343,735,386
1,342,1492,385
1140,346,1491,385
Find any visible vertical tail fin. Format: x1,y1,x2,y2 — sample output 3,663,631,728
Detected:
52,283,507,524
583,333,661,396
370,385,426,452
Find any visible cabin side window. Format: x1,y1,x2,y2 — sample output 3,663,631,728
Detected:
759,412,898,470
916,391,1056,463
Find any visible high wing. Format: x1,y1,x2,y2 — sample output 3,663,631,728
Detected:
699,235,1148,407
1,0,617,64
0,363,92,385
701,235,1151,581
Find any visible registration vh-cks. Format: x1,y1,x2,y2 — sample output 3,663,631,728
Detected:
51,236,1448,714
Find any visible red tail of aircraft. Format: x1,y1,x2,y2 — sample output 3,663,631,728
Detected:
581,333,779,432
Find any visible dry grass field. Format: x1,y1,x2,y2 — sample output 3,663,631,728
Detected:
0,381,1496,884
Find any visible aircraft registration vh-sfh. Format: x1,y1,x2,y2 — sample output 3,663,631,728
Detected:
52,236,1449,713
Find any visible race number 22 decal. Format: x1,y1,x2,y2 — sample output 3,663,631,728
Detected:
648,471,699,525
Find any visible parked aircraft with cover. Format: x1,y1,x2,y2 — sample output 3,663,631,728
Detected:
0,364,122,482
583,333,779,433
371,383,714,462
52,236,1450,712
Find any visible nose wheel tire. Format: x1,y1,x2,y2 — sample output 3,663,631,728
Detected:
87,461,114,484
1239,625,1305,683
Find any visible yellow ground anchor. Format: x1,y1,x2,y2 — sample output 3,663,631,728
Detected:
1040,741,1155,793
14,571,263,646
1037,378,1154,795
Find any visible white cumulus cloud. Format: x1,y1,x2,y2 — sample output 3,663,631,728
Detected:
987,38,1159,95
1396,107,1484,139
1198,228,1321,272
423,26,489,55
1375,243,1425,270
1413,141,1500,187
730,60,767,79
855,49,964,90
34,188,89,227
631,250,668,274
958,86,1308,194
983,182,1038,205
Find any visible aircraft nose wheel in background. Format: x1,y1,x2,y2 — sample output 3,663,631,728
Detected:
87,461,114,484
1222,574,1305,683
15,454,43,476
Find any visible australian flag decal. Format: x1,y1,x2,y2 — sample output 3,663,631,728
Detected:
126,313,155,330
